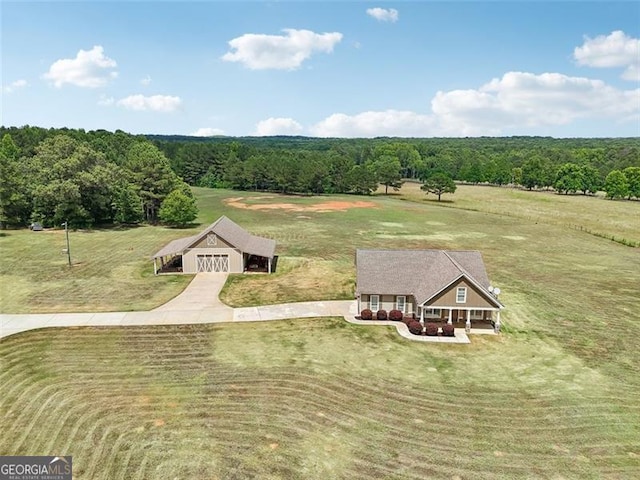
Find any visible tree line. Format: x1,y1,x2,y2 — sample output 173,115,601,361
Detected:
152,134,640,200
1,126,639,228
0,126,197,228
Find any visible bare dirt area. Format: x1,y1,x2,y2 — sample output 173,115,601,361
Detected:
224,197,378,213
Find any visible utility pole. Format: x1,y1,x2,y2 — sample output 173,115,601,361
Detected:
62,221,71,266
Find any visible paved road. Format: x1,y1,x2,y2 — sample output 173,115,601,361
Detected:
0,273,485,343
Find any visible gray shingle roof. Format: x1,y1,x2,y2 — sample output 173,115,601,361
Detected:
152,216,276,259
355,249,499,306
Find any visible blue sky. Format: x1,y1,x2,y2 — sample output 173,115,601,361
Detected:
2,1,639,137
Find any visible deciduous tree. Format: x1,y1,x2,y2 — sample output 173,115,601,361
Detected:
159,188,198,227
421,172,457,201
604,170,629,200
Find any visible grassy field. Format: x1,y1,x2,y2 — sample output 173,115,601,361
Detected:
1,185,639,478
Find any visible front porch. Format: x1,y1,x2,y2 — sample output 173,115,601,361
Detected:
419,306,501,331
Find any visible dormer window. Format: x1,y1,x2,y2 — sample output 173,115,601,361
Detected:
456,287,467,303
206,233,217,246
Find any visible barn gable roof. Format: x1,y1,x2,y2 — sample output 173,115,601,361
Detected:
152,216,276,259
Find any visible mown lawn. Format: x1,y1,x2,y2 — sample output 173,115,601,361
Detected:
1,185,639,478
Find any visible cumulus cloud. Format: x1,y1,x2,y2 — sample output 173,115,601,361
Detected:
254,117,304,136
190,127,225,137
308,71,639,137
2,79,28,94
366,7,399,22
43,46,117,88
432,71,640,134
140,75,152,86
310,110,434,137
116,94,182,112
222,28,343,70
574,30,640,81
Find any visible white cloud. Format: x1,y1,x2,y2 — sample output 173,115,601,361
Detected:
116,94,182,112
43,45,118,88
222,28,343,70
310,110,435,137
431,71,640,134
574,30,640,81
97,94,115,106
190,127,225,137
309,71,640,137
254,117,304,136
2,79,28,94
140,75,152,86
366,7,399,23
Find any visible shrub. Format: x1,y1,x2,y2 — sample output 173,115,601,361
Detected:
376,309,387,320
441,323,455,337
360,309,373,320
389,309,403,321
407,320,423,335
425,323,439,336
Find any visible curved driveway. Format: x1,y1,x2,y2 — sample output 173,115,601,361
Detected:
0,273,480,343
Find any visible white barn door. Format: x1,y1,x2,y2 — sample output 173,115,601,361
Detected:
213,254,229,272
196,255,213,272
196,254,229,272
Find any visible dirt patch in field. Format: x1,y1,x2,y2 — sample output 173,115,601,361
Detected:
224,197,377,213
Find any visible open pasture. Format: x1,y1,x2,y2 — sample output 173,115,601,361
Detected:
1,185,639,478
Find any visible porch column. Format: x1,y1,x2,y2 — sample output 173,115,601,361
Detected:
465,311,471,333
448,308,452,324
420,307,424,324
268,257,272,274
495,310,501,332
153,258,157,275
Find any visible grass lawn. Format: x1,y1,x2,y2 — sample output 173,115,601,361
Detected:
1,185,639,478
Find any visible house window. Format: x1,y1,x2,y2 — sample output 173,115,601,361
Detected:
396,296,406,313
206,234,217,246
456,287,467,303
370,295,379,312
425,308,441,316
471,310,483,317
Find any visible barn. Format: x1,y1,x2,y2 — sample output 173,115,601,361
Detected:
152,216,276,274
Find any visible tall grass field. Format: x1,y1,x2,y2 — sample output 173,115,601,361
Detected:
1,185,639,478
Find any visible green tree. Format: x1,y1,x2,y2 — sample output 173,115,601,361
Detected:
554,163,582,194
346,164,378,195
125,142,179,222
511,167,523,186
113,184,143,224
0,134,30,227
604,170,629,200
421,172,457,201
579,165,602,195
623,166,640,199
159,188,198,227
26,135,116,227
370,155,403,194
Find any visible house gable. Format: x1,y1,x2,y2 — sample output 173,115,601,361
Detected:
426,276,501,309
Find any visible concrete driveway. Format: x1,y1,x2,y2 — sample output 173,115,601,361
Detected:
0,273,480,343
0,274,356,340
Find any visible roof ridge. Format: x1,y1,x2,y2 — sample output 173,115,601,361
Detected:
442,250,466,276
